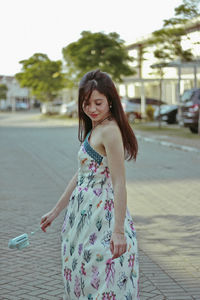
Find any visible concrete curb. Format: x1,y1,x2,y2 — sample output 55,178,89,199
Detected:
136,134,200,154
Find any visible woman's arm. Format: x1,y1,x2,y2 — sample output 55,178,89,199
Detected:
102,126,127,258
53,170,78,216
40,170,78,231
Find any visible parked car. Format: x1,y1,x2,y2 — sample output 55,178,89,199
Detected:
33,99,41,108
15,101,29,110
127,97,166,106
154,104,178,124
121,98,141,122
41,101,63,115
0,101,11,111
121,97,166,122
180,88,200,133
60,100,78,118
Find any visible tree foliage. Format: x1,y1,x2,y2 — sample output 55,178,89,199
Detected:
15,53,65,102
150,0,200,62
0,84,8,100
62,31,135,85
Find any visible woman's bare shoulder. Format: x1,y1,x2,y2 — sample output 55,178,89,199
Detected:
101,120,122,142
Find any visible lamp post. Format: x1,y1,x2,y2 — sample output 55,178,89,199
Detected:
159,76,162,129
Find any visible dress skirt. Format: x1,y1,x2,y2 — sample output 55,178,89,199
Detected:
61,132,140,299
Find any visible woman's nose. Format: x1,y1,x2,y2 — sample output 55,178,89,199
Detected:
88,104,96,113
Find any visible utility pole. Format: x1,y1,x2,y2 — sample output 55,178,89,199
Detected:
140,81,146,119
158,67,163,129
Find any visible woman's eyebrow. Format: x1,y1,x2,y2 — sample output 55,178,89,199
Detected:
94,98,104,101
84,98,104,103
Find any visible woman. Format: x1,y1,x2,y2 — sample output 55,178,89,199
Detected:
40,70,140,299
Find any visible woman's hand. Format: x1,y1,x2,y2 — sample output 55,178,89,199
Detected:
110,232,127,259
40,209,57,232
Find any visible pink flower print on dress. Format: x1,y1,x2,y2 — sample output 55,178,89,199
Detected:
89,161,98,172
128,253,135,268
104,199,114,212
91,265,100,290
64,267,72,281
104,200,114,227
93,188,102,197
80,262,86,276
105,258,115,288
78,243,83,255
101,167,110,178
82,144,86,153
129,220,135,232
74,275,81,298
89,232,97,245
102,291,116,300
78,186,88,192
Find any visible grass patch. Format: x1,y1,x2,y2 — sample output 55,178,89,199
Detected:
132,121,200,140
37,114,77,120
30,113,79,124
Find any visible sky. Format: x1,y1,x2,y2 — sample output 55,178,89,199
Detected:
0,0,182,76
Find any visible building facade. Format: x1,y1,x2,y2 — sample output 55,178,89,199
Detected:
0,75,33,110
120,17,200,106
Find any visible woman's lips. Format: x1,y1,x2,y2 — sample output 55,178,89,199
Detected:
90,114,98,118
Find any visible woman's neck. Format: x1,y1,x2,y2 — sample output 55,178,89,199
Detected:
92,114,112,129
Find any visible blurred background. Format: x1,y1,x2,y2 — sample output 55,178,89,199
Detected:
0,0,200,134
1,1,200,299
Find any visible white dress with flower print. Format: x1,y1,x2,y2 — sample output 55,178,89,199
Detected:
61,130,140,300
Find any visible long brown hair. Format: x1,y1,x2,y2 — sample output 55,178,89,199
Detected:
78,69,138,161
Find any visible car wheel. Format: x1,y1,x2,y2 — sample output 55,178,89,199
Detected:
128,113,135,123
189,127,198,134
167,118,176,124
175,113,179,124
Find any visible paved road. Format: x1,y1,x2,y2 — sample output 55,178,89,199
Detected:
0,112,200,300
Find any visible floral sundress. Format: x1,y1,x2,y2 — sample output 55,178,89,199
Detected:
61,130,140,300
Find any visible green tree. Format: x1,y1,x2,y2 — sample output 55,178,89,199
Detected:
0,84,8,100
150,0,200,62
62,31,135,86
16,53,65,102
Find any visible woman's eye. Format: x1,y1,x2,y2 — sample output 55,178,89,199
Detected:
96,103,101,106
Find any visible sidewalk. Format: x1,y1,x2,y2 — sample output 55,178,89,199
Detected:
1,113,200,300
133,121,200,152
0,112,199,150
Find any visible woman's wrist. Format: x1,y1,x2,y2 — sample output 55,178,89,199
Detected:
113,231,125,235
113,227,125,235
52,207,60,218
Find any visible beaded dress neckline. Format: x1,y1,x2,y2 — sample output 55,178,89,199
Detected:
83,130,107,165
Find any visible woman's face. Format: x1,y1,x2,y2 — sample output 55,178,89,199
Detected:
82,90,110,124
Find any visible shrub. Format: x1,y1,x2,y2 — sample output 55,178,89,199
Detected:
146,105,155,121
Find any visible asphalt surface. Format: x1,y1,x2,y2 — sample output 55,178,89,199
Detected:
0,111,200,300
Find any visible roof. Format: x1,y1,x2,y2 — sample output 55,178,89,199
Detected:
126,16,200,50
151,59,200,69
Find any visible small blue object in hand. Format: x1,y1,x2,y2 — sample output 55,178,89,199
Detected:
8,233,30,250
8,226,41,250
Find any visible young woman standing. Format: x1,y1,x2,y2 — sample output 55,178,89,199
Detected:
41,69,140,299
